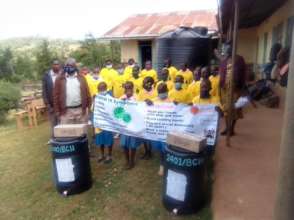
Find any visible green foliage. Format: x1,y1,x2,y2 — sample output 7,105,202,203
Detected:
35,40,53,79
14,54,35,80
0,81,21,123
0,48,15,80
70,34,121,68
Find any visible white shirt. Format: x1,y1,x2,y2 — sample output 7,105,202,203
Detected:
66,73,81,107
235,96,250,109
50,70,58,84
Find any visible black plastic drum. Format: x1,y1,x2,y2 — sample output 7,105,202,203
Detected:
162,145,207,215
51,135,92,196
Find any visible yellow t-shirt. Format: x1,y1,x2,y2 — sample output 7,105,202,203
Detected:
187,80,201,101
156,80,174,92
192,96,222,109
140,69,158,82
123,65,133,80
100,68,117,87
137,89,157,101
129,77,143,95
209,75,221,101
168,66,178,81
176,69,193,85
112,73,127,98
168,88,191,104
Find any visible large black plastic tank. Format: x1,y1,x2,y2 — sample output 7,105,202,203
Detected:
162,145,207,215
157,26,211,72
51,135,92,196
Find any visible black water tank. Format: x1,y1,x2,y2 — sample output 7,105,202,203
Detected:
157,26,211,72
162,145,207,214
51,136,92,196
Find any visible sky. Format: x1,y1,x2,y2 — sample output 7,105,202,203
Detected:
0,0,217,40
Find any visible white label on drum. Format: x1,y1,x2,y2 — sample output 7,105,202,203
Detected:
166,169,187,201
55,158,75,182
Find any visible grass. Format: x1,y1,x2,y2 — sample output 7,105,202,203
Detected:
0,120,213,220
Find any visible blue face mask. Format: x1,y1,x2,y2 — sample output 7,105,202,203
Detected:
158,92,168,100
175,82,182,90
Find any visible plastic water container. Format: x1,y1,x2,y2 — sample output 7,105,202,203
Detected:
50,135,92,196
162,145,207,214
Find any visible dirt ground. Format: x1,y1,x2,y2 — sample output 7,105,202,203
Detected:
212,102,284,220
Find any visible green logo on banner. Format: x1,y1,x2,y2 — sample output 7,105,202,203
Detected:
113,107,132,123
113,107,125,119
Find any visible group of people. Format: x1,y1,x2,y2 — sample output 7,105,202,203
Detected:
43,46,249,174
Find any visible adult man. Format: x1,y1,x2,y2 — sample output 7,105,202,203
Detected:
42,60,61,137
53,58,91,124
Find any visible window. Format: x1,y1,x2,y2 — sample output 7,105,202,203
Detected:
286,16,294,49
272,22,284,45
263,32,268,63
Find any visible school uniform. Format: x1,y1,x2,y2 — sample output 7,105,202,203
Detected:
168,88,191,104
119,94,142,149
156,80,174,92
167,66,178,82
129,77,143,95
187,80,201,100
209,75,221,102
176,69,193,86
137,88,157,101
139,69,158,82
94,90,114,147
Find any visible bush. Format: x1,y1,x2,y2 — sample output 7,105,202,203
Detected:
0,81,21,123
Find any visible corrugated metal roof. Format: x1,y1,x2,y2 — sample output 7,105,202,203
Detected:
102,10,218,40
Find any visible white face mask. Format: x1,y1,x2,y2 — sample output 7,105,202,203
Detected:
106,64,112,69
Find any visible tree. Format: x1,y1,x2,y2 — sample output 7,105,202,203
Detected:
35,40,53,79
14,54,35,80
0,48,15,80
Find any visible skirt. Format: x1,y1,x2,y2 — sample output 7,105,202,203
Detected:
151,140,166,153
95,131,114,147
120,135,142,149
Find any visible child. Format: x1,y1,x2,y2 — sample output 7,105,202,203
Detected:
120,81,142,169
187,67,202,99
112,63,127,98
151,83,171,176
193,78,222,107
94,81,114,164
176,63,193,86
169,75,191,104
129,65,143,95
140,60,158,82
209,66,221,102
156,68,174,91
138,76,157,159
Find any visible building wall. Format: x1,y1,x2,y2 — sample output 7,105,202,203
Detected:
237,28,258,63
236,0,294,66
120,40,139,63
256,0,294,64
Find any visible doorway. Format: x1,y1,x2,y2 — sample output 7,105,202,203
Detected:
139,41,152,69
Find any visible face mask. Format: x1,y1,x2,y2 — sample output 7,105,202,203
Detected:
175,82,182,90
158,92,168,100
106,64,112,69
118,68,124,74
64,66,76,75
99,91,108,95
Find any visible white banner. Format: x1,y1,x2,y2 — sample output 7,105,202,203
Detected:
94,95,219,145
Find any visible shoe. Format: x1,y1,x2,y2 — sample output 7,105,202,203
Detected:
104,156,112,164
97,156,105,163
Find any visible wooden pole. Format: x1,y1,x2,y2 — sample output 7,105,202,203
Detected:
226,0,239,147
274,30,294,220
